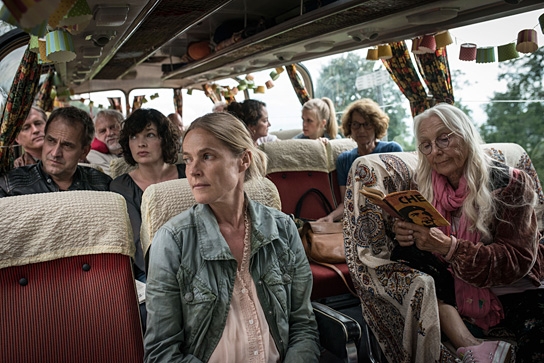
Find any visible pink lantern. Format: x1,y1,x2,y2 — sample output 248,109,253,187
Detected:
418,34,436,53
459,43,477,61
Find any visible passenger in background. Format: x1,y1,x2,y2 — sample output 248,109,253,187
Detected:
0,106,111,197
86,109,124,176
227,99,278,146
144,112,320,362
167,112,185,151
110,108,186,283
317,98,402,222
167,112,184,134
13,106,47,168
294,97,340,140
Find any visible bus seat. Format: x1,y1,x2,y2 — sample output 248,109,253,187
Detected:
109,153,185,180
344,143,541,362
139,176,362,362
270,128,302,140
261,139,335,220
327,138,357,206
0,191,143,363
261,139,357,303
140,177,281,257
109,157,137,179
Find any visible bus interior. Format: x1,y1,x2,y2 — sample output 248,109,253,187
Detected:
0,0,543,362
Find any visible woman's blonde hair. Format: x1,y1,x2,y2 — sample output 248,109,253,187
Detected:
414,103,495,238
302,97,337,139
184,112,267,182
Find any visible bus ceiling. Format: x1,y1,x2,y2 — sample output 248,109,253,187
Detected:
19,0,542,94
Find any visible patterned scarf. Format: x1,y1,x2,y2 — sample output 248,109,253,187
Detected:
432,170,504,330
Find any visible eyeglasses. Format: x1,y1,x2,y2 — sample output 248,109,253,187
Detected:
351,120,373,130
418,132,455,155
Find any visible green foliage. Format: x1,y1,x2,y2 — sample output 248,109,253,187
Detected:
314,52,410,147
480,48,544,179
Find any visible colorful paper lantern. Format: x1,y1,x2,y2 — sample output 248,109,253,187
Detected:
48,0,78,28
497,42,519,62
418,34,436,53
38,39,51,63
516,29,538,53
265,80,274,89
366,48,378,60
254,86,266,94
29,35,40,53
1,0,61,28
45,29,76,63
411,37,425,54
377,44,392,59
475,47,495,63
275,66,285,74
59,0,92,27
269,70,279,81
459,43,477,61
435,30,453,48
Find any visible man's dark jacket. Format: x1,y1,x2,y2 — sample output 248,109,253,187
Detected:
0,161,111,197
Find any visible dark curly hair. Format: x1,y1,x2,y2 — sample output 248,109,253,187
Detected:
226,99,266,128
120,108,181,166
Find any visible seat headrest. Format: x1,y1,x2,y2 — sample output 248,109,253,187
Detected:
260,139,329,174
109,158,137,180
0,191,134,269
327,138,357,172
140,177,281,256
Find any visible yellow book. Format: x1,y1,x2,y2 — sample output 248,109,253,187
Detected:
360,186,450,227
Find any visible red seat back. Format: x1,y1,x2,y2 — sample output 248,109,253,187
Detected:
0,191,143,363
0,254,144,363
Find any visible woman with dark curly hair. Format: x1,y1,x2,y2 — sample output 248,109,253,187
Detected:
110,108,186,283
227,99,278,146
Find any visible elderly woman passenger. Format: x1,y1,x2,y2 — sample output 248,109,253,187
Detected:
318,98,402,222
394,103,544,362
144,112,320,362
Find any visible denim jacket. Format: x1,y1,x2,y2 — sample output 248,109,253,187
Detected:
144,199,320,363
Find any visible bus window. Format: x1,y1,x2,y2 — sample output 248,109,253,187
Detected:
70,90,126,117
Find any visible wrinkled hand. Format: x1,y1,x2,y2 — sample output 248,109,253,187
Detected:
393,220,451,255
316,215,334,223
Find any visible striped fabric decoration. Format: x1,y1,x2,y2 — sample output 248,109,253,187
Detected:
45,29,76,62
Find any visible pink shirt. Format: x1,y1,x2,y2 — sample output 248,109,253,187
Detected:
209,214,280,363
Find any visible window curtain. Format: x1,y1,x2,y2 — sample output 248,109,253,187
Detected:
108,97,122,112
286,64,310,105
173,88,183,115
414,47,454,105
35,68,54,112
0,47,42,173
381,41,429,117
132,96,145,112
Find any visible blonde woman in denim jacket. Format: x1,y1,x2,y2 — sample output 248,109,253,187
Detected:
144,112,320,363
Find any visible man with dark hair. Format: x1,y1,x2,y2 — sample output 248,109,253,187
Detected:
87,109,124,175
0,106,111,197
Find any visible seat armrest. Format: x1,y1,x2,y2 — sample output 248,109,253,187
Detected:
312,301,361,362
